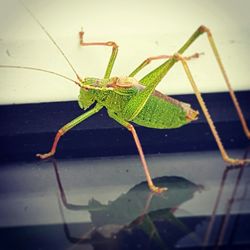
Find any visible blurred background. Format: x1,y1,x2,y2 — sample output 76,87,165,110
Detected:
0,0,249,104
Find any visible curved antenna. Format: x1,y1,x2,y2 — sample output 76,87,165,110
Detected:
20,1,82,81
0,65,82,87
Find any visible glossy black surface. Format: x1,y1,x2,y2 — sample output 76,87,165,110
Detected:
0,91,249,249
0,91,249,162
0,149,249,250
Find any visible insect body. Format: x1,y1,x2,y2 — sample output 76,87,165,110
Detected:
79,76,198,129
1,5,249,193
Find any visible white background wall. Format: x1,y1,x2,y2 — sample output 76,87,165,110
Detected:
0,0,249,104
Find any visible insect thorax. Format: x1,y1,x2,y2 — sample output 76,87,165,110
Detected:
78,77,139,111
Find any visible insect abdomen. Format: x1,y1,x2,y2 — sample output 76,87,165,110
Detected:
132,95,188,129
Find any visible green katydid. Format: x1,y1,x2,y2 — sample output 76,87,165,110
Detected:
0,5,249,193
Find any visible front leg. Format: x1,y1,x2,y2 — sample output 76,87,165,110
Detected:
79,30,118,78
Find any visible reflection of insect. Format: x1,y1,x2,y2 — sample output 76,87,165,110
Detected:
0,4,249,193
53,158,202,249
204,148,250,247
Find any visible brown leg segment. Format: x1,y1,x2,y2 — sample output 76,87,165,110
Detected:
127,124,168,193
79,30,118,78
79,30,118,48
107,111,167,193
129,52,203,77
174,53,249,165
36,104,103,159
201,26,250,139
36,129,64,159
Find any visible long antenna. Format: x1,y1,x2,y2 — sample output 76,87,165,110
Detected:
20,1,81,81
0,65,81,87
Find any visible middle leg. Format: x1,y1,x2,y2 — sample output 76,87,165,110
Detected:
36,104,103,159
129,52,203,77
108,111,167,193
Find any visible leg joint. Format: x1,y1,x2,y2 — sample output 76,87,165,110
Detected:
58,128,65,136
173,52,204,62
107,41,118,48
173,53,183,61
199,25,212,36
144,58,151,65
126,123,134,132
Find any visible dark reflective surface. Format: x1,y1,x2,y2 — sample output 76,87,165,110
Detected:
0,149,249,250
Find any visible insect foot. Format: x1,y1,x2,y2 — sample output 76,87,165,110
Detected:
36,152,54,160
224,157,250,166
247,132,250,140
149,184,168,193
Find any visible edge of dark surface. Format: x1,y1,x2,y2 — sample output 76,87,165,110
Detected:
1,214,249,250
0,91,249,162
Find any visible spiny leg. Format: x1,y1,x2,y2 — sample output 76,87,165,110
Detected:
201,26,250,139
79,30,118,78
128,124,168,193
36,104,103,159
129,52,203,77
174,53,249,165
124,26,249,139
108,111,167,193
